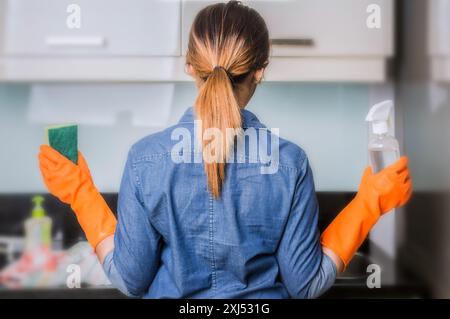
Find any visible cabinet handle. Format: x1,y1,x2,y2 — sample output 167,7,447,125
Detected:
45,36,105,48
270,38,314,47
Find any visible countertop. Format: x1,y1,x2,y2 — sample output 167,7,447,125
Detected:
322,244,427,298
0,245,427,299
0,193,428,299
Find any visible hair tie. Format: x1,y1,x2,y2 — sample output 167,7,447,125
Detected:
212,65,234,84
213,65,227,72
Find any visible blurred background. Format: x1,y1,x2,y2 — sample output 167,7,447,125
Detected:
0,0,448,298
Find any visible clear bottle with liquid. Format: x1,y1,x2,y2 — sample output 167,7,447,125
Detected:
366,100,400,173
368,133,400,173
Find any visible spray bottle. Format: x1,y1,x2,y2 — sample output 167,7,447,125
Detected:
365,100,400,173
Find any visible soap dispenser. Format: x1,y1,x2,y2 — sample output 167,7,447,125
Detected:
25,196,52,251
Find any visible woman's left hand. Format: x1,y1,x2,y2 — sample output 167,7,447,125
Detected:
38,144,117,251
39,145,94,204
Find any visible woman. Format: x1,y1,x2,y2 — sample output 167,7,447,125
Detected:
38,1,412,298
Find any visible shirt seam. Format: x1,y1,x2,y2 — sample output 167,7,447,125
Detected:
131,151,303,172
208,194,217,296
274,155,309,253
129,148,146,206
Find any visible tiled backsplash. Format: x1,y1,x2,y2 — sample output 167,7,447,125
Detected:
0,83,370,192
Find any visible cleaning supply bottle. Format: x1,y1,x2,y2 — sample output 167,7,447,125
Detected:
365,100,400,173
25,195,52,251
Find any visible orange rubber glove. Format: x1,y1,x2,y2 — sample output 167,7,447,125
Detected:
38,145,116,250
321,156,412,267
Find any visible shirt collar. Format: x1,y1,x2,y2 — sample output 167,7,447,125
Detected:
178,107,265,129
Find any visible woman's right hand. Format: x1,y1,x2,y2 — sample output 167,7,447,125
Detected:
357,156,412,217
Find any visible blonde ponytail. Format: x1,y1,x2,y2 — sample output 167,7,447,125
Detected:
195,66,242,198
186,1,269,198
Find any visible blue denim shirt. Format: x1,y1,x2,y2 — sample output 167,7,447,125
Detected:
103,107,336,298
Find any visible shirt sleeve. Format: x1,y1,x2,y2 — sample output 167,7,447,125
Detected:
276,156,337,298
107,148,162,298
102,250,133,297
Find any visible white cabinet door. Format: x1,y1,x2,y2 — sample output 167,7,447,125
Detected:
428,0,450,56
3,0,181,56
182,0,393,57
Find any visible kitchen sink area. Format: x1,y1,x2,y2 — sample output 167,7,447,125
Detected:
0,192,427,299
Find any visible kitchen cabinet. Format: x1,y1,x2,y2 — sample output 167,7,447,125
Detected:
1,0,181,57
428,0,450,57
428,0,450,82
180,0,393,82
0,0,394,82
182,0,394,57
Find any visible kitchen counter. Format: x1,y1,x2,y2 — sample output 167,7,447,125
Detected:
0,280,426,299
322,244,427,299
0,245,427,299
0,193,428,299
0,286,126,299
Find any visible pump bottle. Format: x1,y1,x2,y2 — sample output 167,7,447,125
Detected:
25,195,52,251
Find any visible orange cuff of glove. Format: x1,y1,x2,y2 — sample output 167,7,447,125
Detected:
71,185,117,250
321,195,379,267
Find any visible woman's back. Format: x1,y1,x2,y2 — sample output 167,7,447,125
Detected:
112,107,334,298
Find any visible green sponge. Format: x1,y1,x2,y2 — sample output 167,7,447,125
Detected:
45,124,78,164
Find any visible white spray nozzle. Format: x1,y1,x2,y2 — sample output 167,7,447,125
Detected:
365,100,393,135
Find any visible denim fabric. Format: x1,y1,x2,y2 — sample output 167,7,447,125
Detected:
103,107,336,298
